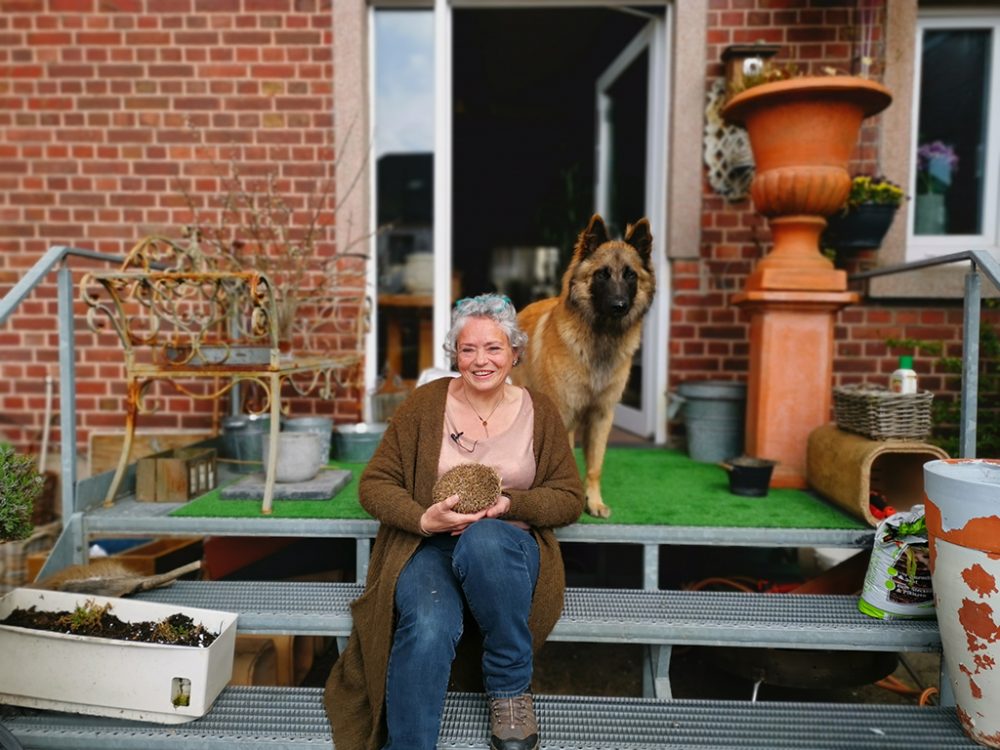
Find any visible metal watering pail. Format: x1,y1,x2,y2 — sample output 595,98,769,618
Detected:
283,416,334,461
670,380,746,463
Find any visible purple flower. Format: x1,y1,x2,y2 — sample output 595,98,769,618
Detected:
917,141,959,172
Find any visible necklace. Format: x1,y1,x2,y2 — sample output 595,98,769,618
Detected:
464,387,505,437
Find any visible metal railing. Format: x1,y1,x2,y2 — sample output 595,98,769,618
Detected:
0,245,129,523
3,246,997,520
850,249,1000,458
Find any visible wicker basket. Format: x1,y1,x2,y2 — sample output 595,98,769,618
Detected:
833,384,934,441
0,520,62,594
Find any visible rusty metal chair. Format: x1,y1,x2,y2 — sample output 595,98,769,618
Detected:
80,236,368,513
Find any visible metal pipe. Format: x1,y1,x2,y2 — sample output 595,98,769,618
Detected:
960,268,981,458
57,264,79,517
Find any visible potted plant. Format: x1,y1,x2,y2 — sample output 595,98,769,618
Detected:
0,444,43,544
0,587,237,724
822,175,906,251
914,140,959,235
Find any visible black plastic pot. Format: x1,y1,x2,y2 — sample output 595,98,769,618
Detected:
723,456,777,497
822,204,899,251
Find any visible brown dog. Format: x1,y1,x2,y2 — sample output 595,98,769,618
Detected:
512,214,655,518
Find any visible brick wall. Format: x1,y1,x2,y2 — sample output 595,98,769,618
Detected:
1,0,994,463
0,0,363,460
674,0,876,387
682,0,1000,453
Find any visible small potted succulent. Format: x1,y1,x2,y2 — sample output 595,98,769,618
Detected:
822,175,906,252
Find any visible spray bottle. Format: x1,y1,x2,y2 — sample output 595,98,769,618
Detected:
890,355,918,394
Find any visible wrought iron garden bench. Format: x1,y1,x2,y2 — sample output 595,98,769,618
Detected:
80,236,369,513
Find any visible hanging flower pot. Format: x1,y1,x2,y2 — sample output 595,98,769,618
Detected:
823,204,898,250
822,175,906,251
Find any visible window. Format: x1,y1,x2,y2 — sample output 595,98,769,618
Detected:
911,10,1000,259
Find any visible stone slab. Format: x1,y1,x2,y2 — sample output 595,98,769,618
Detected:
220,468,353,501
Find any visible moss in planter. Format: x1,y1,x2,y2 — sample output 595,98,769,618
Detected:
1,598,219,648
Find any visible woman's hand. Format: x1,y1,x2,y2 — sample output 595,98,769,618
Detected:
485,494,530,530
419,494,489,536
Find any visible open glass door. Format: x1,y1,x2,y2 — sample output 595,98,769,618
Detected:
595,18,668,439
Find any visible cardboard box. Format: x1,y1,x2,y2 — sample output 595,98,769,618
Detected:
136,447,217,502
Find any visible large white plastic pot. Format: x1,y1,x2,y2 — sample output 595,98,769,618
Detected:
923,458,1000,748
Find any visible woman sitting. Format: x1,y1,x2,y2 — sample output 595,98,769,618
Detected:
324,293,585,750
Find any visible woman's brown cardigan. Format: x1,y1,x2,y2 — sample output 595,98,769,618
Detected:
323,377,585,750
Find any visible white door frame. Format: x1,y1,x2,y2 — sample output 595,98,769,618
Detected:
593,16,669,440
372,0,671,444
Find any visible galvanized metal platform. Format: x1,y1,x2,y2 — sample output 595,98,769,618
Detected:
1,687,977,749
133,581,941,652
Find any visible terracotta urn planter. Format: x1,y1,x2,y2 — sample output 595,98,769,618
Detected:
722,76,892,292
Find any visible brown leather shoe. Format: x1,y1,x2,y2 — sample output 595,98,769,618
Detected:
489,693,539,750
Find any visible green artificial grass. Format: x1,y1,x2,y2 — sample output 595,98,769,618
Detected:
572,447,865,529
170,447,866,530
170,462,373,520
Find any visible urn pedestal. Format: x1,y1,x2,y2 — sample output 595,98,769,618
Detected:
723,77,892,485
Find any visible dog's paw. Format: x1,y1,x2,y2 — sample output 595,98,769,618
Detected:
586,502,612,519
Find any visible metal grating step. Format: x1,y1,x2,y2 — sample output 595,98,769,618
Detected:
133,581,941,650
2,687,977,749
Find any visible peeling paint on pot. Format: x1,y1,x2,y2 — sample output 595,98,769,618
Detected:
924,458,1000,748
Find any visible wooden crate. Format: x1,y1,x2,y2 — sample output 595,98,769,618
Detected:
112,537,204,576
88,430,214,476
27,536,203,581
136,447,217,502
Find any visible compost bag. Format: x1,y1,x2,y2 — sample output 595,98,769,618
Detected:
858,505,935,620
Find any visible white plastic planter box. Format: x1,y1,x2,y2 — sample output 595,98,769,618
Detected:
0,587,237,724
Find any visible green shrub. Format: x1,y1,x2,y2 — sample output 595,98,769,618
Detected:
0,444,43,543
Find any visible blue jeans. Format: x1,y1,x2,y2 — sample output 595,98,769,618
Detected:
383,519,540,750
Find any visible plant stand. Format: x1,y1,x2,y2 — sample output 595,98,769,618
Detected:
723,77,892,486
732,291,857,488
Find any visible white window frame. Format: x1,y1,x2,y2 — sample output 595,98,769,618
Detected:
909,8,1000,261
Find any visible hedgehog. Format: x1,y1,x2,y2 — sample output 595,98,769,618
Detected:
432,463,502,514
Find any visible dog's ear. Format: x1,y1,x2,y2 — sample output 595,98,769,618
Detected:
625,218,653,267
578,214,610,258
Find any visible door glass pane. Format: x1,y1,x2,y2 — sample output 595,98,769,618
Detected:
915,29,991,236
605,49,648,410
605,50,648,240
374,10,434,384
451,8,649,312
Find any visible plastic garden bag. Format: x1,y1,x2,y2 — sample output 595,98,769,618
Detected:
858,504,935,620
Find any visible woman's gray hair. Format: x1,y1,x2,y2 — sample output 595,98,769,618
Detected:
443,294,528,363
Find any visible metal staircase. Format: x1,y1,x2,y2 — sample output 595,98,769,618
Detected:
4,247,997,748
